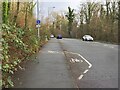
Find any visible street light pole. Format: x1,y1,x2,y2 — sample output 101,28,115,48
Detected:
48,6,55,22
47,6,55,33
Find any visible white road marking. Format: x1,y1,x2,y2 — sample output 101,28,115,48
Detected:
83,69,89,74
48,51,54,53
70,58,81,63
71,58,75,63
78,75,84,80
65,51,92,69
78,54,92,69
64,51,93,80
103,44,115,49
75,58,80,62
47,50,64,54
104,44,108,46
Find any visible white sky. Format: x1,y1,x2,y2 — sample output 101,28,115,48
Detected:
34,0,107,21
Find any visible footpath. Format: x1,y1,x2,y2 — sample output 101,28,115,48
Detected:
13,39,76,88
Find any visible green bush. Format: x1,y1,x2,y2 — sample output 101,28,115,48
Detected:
1,24,41,88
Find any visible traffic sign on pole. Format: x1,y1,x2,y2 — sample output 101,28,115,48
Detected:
36,20,41,24
36,24,41,28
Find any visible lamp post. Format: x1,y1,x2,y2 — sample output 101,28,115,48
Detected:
48,6,55,22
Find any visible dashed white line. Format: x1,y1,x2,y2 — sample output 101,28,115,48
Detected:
65,51,93,80
78,75,84,80
83,69,89,74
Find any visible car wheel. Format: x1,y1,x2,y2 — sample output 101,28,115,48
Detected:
85,39,87,41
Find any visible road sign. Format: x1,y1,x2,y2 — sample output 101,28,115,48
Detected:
36,24,41,28
36,20,41,24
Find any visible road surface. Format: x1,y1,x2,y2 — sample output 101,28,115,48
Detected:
59,38,118,88
13,38,118,88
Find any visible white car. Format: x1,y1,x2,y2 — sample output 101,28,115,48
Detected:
50,34,54,38
82,35,94,41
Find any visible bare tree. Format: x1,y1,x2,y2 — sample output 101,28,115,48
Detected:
118,1,120,43
13,0,20,25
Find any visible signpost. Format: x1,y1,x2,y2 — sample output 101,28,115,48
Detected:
36,0,40,38
36,20,40,24
36,24,41,28
36,20,41,38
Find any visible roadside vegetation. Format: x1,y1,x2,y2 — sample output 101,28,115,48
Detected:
49,1,119,44
1,0,119,88
1,1,50,88
77,1,118,43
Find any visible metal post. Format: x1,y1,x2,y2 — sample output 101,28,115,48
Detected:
37,0,40,38
37,26,40,38
48,7,55,23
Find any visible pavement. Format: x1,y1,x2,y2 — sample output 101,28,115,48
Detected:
13,38,76,88
13,38,118,88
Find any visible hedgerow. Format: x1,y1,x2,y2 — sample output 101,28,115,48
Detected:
1,24,41,88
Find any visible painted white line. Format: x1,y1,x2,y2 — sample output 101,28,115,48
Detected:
71,58,75,63
110,46,114,48
70,60,72,63
103,44,115,48
78,75,84,80
75,58,80,62
65,51,92,69
83,69,89,74
65,51,93,80
47,50,64,54
78,54,92,68
104,44,108,46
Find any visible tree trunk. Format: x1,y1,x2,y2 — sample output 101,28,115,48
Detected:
13,0,20,25
24,6,28,30
106,1,110,20
118,1,120,44
68,22,72,38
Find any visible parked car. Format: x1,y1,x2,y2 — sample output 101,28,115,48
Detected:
82,35,93,41
56,34,62,39
50,34,54,38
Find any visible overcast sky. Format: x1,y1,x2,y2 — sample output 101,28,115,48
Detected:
34,1,80,19
34,0,106,20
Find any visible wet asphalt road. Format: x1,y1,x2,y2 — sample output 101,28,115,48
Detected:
59,38,118,88
13,38,118,88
